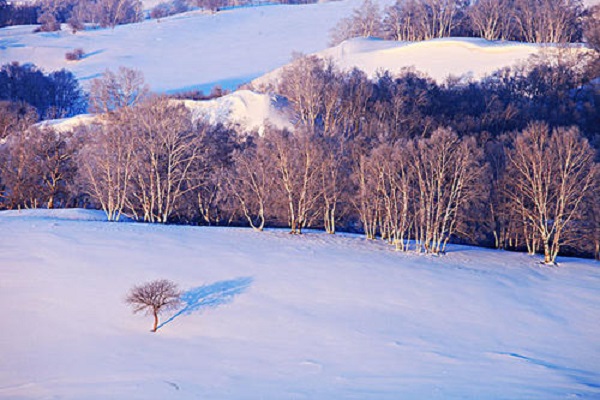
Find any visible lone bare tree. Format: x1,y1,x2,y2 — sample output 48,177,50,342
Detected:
125,279,181,332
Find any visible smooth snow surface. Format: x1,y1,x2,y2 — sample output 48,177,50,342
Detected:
1,209,599,399
253,37,559,87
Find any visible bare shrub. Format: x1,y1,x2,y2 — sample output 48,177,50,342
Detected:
37,10,60,32
65,48,84,61
125,279,181,332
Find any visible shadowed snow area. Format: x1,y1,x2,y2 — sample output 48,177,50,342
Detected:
158,277,254,330
0,209,599,399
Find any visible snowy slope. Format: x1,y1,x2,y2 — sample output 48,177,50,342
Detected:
253,37,570,87
1,209,599,399
0,0,367,93
2,0,571,95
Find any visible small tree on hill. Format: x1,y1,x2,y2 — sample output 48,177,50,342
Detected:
126,279,181,332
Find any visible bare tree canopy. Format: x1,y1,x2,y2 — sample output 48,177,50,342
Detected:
125,279,181,332
506,122,597,264
89,67,149,114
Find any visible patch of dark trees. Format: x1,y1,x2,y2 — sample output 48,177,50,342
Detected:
0,62,85,120
0,52,599,263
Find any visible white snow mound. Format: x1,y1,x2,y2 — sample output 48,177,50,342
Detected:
253,37,586,87
181,90,293,133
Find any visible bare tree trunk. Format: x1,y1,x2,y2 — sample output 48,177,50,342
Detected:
152,309,159,332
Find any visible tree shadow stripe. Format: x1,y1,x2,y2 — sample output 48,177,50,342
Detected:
158,276,253,329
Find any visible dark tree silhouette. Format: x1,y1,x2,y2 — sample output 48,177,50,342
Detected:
125,279,181,332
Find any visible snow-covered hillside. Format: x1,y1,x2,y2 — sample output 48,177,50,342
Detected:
1,0,582,95
0,0,367,93
1,209,599,399
253,37,552,87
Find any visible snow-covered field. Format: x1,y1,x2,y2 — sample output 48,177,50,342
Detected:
1,209,599,399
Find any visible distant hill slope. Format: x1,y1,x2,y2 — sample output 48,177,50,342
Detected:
0,0,366,93
3,0,597,95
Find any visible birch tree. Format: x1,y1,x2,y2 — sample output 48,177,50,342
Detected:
410,128,484,254
89,67,149,114
267,128,322,234
225,137,275,231
512,0,583,43
468,0,515,41
506,122,597,264
330,0,383,45
77,118,135,222
128,97,200,223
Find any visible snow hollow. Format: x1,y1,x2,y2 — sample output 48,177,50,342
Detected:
1,209,599,399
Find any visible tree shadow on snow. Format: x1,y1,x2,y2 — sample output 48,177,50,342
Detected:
157,276,253,330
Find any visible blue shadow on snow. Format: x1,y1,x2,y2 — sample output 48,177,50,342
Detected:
157,276,253,330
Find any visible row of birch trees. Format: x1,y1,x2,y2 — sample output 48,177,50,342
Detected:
332,0,598,45
0,62,598,263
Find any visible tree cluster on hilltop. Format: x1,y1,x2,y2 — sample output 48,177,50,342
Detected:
332,0,599,46
0,56,598,263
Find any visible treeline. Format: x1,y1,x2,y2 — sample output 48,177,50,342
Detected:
0,0,39,26
151,0,317,17
0,0,318,30
0,58,598,263
0,0,143,31
332,0,600,45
